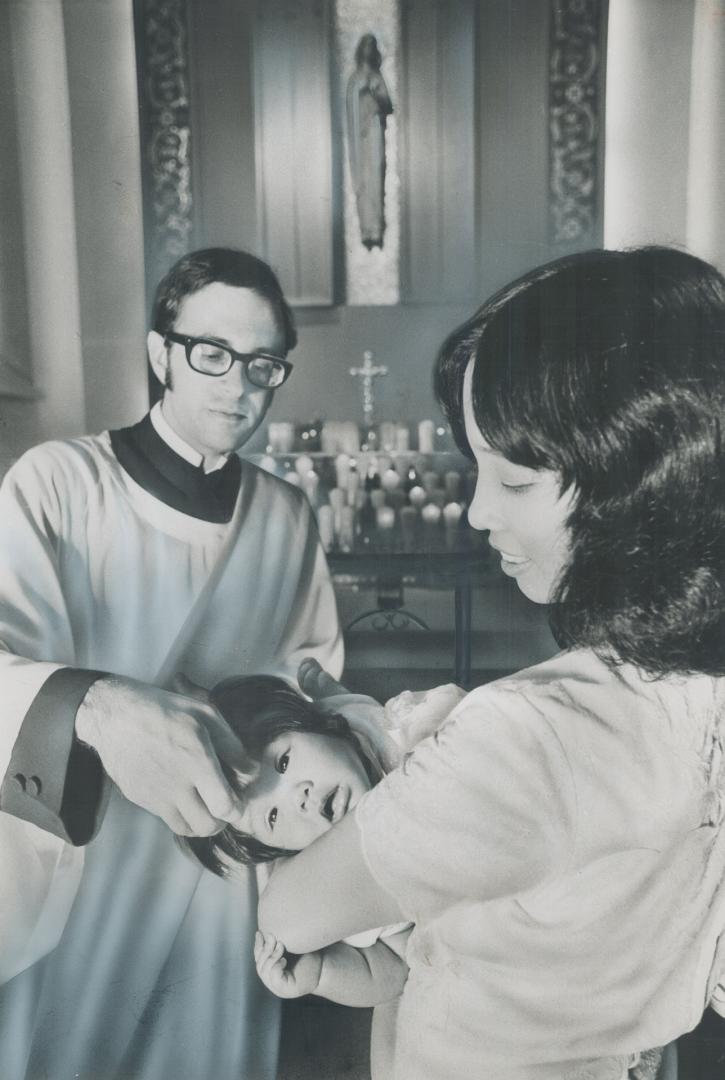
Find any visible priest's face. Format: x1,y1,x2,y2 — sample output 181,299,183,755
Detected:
149,283,286,462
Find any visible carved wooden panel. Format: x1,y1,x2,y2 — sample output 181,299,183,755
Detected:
400,0,476,303
254,0,337,306
549,0,606,245
133,0,195,295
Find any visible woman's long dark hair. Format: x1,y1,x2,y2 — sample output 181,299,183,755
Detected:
435,246,725,676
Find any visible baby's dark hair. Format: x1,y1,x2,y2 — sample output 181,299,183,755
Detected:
182,675,380,875
152,247,297,353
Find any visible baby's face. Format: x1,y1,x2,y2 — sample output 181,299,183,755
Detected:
238,731,372,851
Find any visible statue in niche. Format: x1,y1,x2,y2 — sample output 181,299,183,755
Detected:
346,33,393,250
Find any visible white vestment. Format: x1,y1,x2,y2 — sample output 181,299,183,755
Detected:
0,432,343,1079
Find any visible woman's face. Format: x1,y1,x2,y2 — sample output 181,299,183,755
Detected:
238,731,372,852
463,362,575,603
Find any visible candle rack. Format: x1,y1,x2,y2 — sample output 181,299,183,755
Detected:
247,447,479,557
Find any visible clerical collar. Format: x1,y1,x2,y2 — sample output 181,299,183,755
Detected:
109,412,241,523
150,401,228,473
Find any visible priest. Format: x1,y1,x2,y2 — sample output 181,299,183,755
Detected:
0,248,343,1079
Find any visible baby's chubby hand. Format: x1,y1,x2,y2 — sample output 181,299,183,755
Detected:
298,657,402,773
254,931,322,999
297,657,349,700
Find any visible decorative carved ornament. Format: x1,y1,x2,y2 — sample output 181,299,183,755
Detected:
549,0,605,245
335,0,401,304
136,0,194,273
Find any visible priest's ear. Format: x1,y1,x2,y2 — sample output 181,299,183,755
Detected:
147,330,170,388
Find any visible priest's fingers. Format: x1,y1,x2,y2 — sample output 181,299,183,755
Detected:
194,773,247,832
196,703,257,779
173,789,225,838
162,808,196,836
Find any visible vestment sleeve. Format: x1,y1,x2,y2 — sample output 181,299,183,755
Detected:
0,451,109,845
354,685,577,922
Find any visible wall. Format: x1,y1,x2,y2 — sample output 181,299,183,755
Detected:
0,0,147,473
250,302,472,452
6,0,717,458
604,0,695,249
0,0,572,465
604,0,725,272
2,0,87,455
477,0,554,293
64,0,148,435
185,0,593,450
0,3,39,473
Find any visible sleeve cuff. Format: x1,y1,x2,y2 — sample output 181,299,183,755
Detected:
0,667,110,845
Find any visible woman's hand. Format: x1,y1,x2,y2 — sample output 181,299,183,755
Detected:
254,931,322,999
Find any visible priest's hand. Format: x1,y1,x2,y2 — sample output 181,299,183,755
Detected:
75,675,252,836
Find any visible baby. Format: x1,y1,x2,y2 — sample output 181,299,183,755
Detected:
182,660,459,1077
185,663,725,1080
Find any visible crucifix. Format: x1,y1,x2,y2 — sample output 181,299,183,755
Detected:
349,349,388,427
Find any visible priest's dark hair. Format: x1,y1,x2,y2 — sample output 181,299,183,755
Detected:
435,245,725,677
152,247,297,353
180,675,381,874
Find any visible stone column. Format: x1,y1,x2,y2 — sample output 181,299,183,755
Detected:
8,0,87,438
63,0,148,432
686,0,725,271
603,0,695,249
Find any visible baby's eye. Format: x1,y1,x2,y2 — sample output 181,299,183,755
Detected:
276,751,289,774
267,807,277,830
501,480,534,493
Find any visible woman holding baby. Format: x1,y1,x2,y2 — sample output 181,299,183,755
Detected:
257,246,725,1080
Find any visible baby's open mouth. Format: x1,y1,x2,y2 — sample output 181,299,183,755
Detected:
322,788,338,821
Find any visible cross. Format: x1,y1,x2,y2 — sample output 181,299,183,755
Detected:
349,350,388,426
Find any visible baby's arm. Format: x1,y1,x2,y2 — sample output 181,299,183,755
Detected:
254,929,409,1008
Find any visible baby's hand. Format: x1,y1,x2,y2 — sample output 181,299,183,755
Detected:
299,658,401,773
298,657,350,700
254,931,322,999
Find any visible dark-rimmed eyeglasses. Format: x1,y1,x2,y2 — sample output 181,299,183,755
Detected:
165,332,293,388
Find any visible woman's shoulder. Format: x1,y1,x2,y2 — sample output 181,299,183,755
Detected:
445,650,653,759
450,650,614,722
455,647,709,715
455,649,725,771
380,655,614,744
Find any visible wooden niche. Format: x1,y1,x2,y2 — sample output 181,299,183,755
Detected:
187,0,338,307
